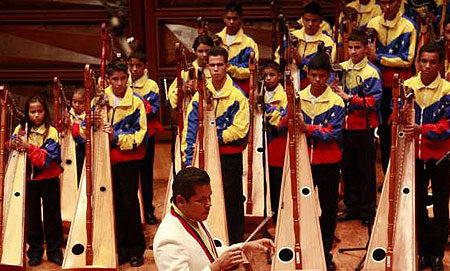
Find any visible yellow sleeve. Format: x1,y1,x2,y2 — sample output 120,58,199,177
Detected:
221,94,250,143
115,98,148,150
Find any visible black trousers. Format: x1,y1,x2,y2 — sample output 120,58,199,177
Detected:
341,129,377,220
220,153,244,245
26,177,63,259
112,160,146,258
379,87,392,173
269,165,283,223
311,163,340,260
138,136,155,216
416,158,450,258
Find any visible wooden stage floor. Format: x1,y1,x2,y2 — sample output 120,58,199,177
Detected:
29,142,450,271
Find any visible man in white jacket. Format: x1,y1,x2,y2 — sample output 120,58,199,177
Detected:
153,167,273,271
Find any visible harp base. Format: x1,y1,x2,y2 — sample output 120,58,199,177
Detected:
0,264,25,271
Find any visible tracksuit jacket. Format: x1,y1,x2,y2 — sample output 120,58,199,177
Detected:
297,18,334,37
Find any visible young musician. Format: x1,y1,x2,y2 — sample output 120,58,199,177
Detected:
366,0,417,173
182,46,250,244
128,51,162,225
297,16,333,37
338,0,382,30
404,42,450,271
296,53,345,271
9,96,63,266
96,61,148,267
275,1,337,90
68,89,86,184
262,62,287,222
333,30,383,226
216,1,259,93
168,34,214,110
153,167,274,271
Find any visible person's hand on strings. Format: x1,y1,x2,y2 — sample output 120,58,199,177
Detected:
102,123,114,141
243,238,275,257
14,136,29,152
183,79,196,96
296,113,309,133
210,246,245,271
93,109,103,129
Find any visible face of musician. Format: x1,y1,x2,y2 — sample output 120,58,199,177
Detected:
28,101,45,127
308,69,329,95
419,52,441,85
263,67,280,91
303,13,321,36
176,184,212,222
109,71,128,98
379,0,400,21
348,40,367,65
129,58,146,81
224,11,241,35
72,92,85,115
208,55,229,89
196,43,211,67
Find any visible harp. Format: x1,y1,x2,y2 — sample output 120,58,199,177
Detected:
0,85,27,271
363,74,417,271
271,35,326,270
242,52,272,221
62,65,117,271
53,78,79,231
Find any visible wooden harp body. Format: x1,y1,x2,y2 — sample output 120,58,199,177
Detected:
363,75,417,271
163,136,182,215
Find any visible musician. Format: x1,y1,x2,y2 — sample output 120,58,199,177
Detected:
128,50,162,225
403,42,450,271
216,1,259,94
182,46,250,244
67,88,86,185
168,35,214,110
153,167,274,271
366,0,417,173
332,30,383,226
296,53,345,271
9,96,63,266
262,62,287,223
297,16,333,37
338,0,382,29
95,61,147,267
275,1,337,90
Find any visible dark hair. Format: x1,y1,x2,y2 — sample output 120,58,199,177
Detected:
73,88,85,97
263,61,280,72
172,167,211,204
304,1,322,18
349,29,369,46
128,50,147,63
25,95,51,139
193,35,215,51
208,46,229,63
419,42,445,63
225,1,242,17
308,52,332,72
106,61,128,76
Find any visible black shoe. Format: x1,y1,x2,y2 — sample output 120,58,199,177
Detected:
419,255,430,270
130,256,144,267
145,213,158,225
326,259,336,271
430,256,444,271
28,257,42,267
337,211,360,221
361,219,373,227
48,255,63,266
119,254,130,265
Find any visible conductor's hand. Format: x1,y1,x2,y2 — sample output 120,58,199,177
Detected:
243,238,275,257
210,246,244,271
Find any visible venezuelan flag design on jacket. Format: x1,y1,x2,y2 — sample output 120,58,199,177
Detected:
340,57,383,129
299,86,345,164
216,27,259,80
11,124,61,181
366,12,417,86
129,72,162,137
182,75,250,166
168,60,212,110
265,84,288,167
297,18,333,37
275,28,336,89
404,73,450,160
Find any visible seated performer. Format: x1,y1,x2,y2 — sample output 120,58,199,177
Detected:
67,88,86,185
404,42,450,271
95,61,148,267
168,34,214,110
153,167,274,271
9,96,63,266
182,46,250,244
296,53,345,271
332,30,383,226
128,51,162,225
216,1,259,93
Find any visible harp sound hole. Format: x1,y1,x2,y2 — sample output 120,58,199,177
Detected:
72,244,85,255
210,121,215,126
66,159,72,165
213,239,223,248
256,147,263,153
100,186,106,192
398,131,405,138
278,247,294,263
372,248,386,262
14,192,20,197
402,187,411,195
301,187,311,197
12,154,16,158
